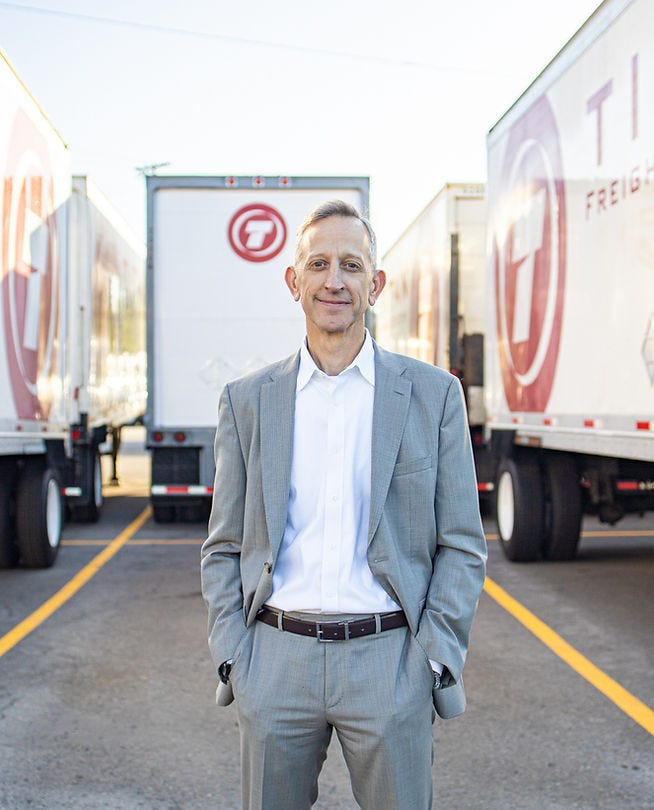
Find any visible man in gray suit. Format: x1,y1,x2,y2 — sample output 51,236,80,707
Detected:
201,200,487,809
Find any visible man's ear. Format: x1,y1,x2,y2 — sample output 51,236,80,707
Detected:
285,266,300,301
368,269,386,306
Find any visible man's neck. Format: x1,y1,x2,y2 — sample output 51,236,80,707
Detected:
305,327,366,376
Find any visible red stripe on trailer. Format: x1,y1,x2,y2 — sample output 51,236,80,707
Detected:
583,419,595,428
151,485,214,495
636,421,650,431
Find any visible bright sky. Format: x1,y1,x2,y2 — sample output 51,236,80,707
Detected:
0,0,601,254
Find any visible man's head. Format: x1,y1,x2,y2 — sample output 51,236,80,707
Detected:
293,200,377,269
285,200,385,343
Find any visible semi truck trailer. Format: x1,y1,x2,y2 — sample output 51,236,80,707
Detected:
486,0,654,560
378,0,654,562
145,175,369,522
0,50,145,567
375,183,493,494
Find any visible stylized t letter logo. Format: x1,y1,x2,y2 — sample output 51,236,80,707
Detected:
511,187,546,344
244,219,274,249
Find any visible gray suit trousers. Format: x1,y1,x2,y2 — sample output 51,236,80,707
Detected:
229,614,436,810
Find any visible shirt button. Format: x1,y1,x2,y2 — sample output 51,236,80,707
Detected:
332,495,338,501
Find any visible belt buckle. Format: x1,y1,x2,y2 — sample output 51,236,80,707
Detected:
316,623,335,642
316,621,348,642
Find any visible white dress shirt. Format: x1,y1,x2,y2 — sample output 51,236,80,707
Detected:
267,330,401,614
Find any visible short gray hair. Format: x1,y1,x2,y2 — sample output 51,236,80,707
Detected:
294,199,377,269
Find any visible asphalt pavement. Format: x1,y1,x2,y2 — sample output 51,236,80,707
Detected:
0,430,652,809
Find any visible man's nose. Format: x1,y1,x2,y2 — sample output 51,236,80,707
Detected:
324,261,344,289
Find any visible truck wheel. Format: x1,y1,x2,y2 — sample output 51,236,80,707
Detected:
495,454,544,561
71,450,103,523
542,453,582,560
0,459,19,568
15,462,63,568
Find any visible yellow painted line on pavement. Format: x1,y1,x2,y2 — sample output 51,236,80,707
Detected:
128,539,203,545
484,576,654,736
0,506,151,660
62,538,203,546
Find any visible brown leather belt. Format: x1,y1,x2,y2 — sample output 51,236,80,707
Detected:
256,606,407,642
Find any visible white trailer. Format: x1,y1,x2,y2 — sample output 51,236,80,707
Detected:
485,0,654,560
146,175,369,522
66,176,146,517
375,183,493,492
0,50,145,567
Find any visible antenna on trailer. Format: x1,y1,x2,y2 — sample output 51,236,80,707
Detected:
135,162,171,177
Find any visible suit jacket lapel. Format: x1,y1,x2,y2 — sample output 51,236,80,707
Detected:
369,346,412,543
260,353,299,562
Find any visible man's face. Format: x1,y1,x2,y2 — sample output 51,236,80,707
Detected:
285,215,385,340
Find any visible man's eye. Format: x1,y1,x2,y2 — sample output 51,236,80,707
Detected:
344,262,361,271
309,261,326,270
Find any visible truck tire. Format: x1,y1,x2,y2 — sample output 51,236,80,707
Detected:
0,459,19,568
15,462,63,568
495,454,544,561
71,449,103,523
542,453,582,561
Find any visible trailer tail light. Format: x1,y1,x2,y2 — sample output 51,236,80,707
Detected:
278,177,290,187
152,431,164,443
616,480,639,491
226,176,238,187
616,480,654,492
477,482,495,492
174,431,187,443
253,176,264,187
71,428,82,441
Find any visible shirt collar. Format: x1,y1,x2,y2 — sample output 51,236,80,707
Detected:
297,329,375,391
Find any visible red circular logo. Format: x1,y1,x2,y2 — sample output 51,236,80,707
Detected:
1,109,59,420
227,203,287,263
492,95,567,412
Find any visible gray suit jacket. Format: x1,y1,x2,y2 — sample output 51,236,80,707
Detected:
200,342,487,719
